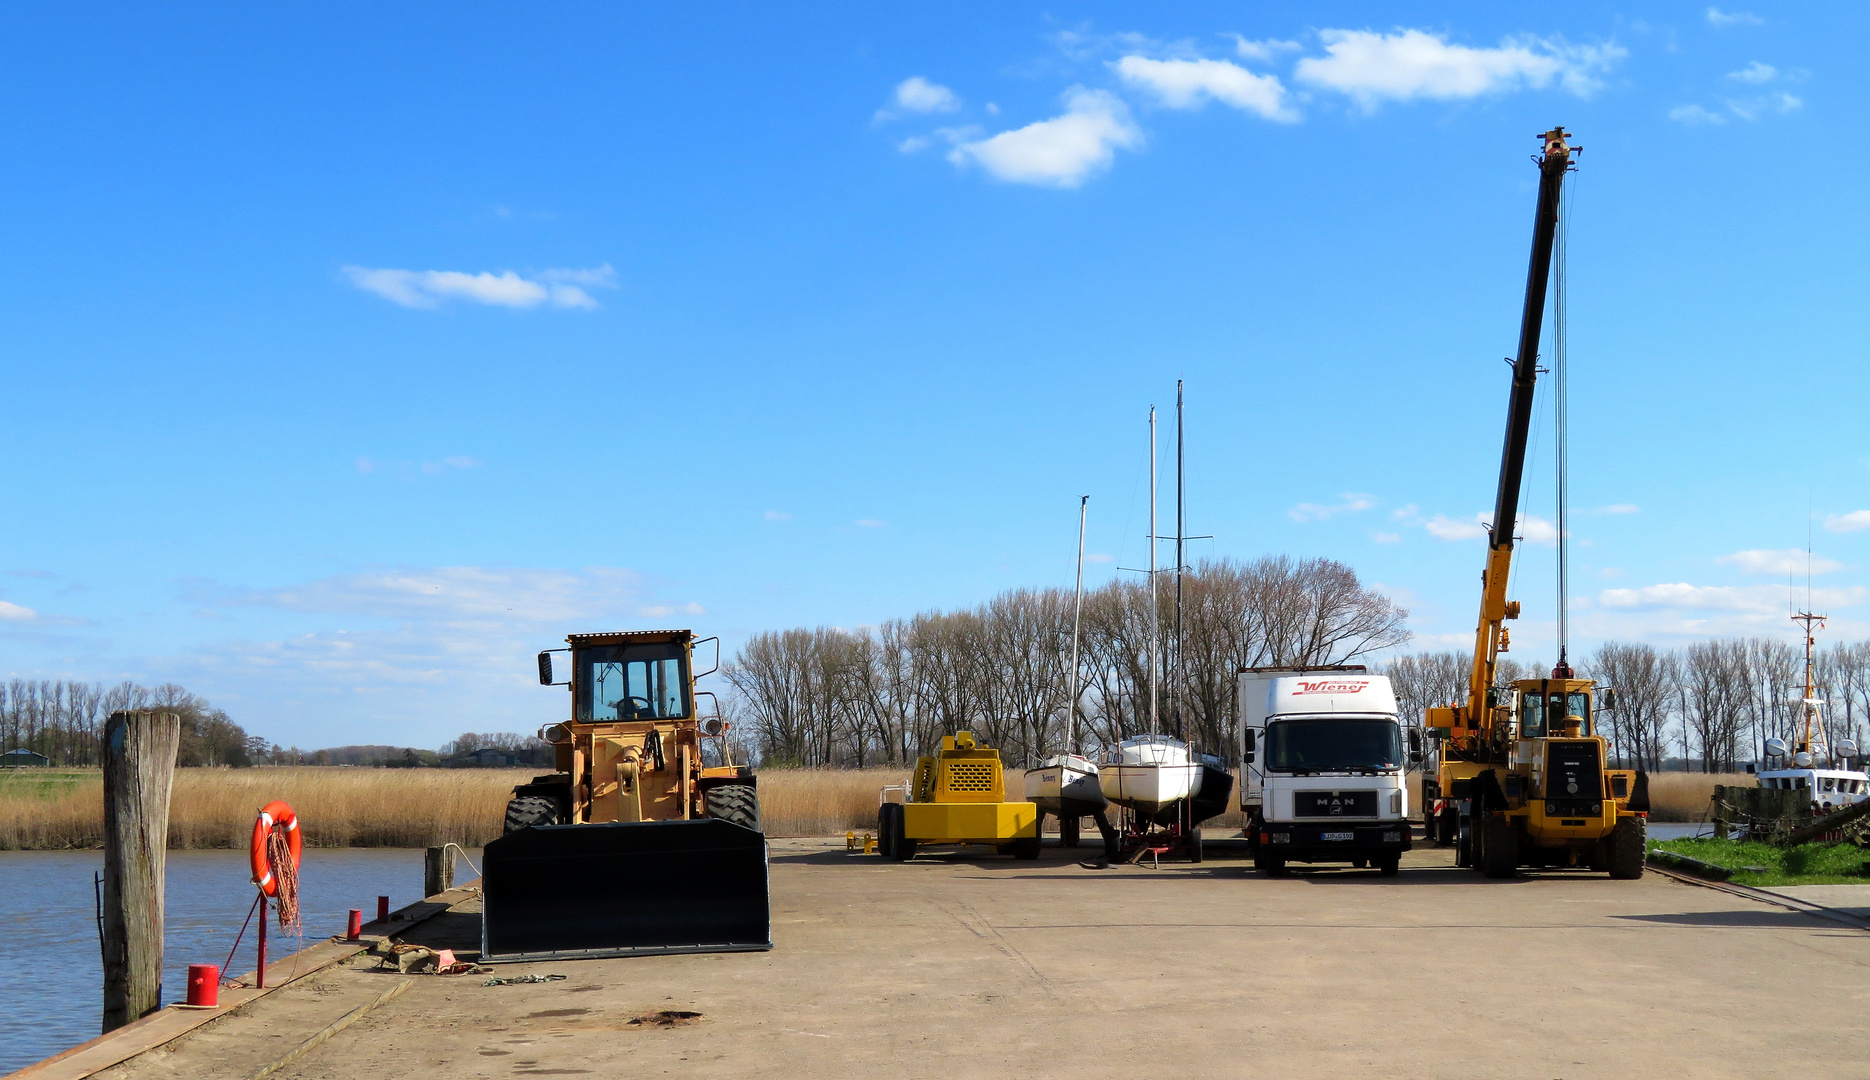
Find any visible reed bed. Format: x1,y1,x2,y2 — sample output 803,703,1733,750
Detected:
0,765,1746,849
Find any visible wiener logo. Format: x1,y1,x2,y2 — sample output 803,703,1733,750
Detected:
1292,680,1369,695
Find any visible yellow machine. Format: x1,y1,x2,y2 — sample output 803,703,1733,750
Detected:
1420,128,1649,879
876,732,1041,861
480,629,770,960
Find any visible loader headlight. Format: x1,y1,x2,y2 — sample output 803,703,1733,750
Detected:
1592,803,1602,815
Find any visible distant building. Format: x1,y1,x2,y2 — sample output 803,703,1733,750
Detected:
1,748,51,768
460,747,519,767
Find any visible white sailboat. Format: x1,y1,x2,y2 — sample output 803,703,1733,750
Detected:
1756,605,1868,813
1099,403,1204,817
1025,495,1107,816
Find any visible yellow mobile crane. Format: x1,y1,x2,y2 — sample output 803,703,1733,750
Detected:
1421,128,1650,879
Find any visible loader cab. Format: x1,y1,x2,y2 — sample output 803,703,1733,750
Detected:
1513,679,1593,739
571,634,693,722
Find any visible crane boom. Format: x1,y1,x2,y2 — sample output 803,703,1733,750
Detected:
1456,127,1574,745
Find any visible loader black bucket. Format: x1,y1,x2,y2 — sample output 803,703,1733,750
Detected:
480,818,771,962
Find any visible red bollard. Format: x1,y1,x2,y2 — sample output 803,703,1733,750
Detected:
256,895,268,990
186,964,219,1007
346,909,363,941
377,895,390,923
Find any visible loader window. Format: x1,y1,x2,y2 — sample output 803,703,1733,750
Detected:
1518,690,1591,738
576,643,690,721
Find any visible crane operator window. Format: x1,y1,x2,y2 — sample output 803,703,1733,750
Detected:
576,643,691,721
1518,689,1591,739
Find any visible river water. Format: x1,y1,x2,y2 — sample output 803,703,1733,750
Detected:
0,848,461,1075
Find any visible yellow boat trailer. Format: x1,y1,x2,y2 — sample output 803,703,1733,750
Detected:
876,731,1040,861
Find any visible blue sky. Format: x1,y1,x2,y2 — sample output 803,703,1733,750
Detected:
3,3,1866,749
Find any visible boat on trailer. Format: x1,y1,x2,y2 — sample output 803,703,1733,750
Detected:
1101,734,1203,815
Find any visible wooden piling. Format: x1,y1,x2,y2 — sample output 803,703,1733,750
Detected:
101,709,182,1032
423,846,455,897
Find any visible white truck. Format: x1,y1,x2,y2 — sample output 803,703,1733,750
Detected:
1238,665,1422,876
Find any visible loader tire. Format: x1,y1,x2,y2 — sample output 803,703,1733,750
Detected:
704,782,762,833
1436,807,1458,847
1481,815,1518,879
1607,815,1647,880
1060,815,1082,848
503,795,562,834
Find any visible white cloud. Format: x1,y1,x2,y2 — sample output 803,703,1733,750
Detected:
1707,8,1763,27
897,136,931,154
1085,553,1114,564
345,264,616,310
356,455,480,479
1112,56,1297,121
1232,36,1302,63
1727,61,1777,83
1826,511,1870,533
1425,514,1488,542
763,510,793,522
1518,515,1560,546
893,77,960,114
1717,549,1842,576
1294,29,1626,107
1372,531,1402,544
946,88,1142,188
1390,503,1419,522
1590,503,1640,515
1289,493,1376,522
1670,104,1727,125
1599,582,1866,614
0,600,37,621
1726,91,1802,120
192,566,689,625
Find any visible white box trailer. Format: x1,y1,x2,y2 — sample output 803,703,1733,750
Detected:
1238,665,1422,876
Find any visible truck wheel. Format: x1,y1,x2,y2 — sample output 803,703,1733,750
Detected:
1481,816,1518,878
1455,821,1473,868
1258,853,1287,877
1013,834,1042,860
1377,852,1401,877
1351,857,1368,869
1187,827,1203,863
1061,816,1082,848
1436,807,1458,847
703,782,761,832
503,795,562,834
1608,816,1647,880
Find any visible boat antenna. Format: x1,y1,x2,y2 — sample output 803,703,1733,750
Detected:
1148,405,1159,738
1794,524,1828,762
1175,380,1185,744
1067,495,1088,754
1552,172,1572,679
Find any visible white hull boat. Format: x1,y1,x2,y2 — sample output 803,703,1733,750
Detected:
1024,753,1105,813
1101,735,1203,815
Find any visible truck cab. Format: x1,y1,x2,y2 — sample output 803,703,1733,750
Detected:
1239,666,1418,876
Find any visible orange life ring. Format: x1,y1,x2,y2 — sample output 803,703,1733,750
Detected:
250,801,302,896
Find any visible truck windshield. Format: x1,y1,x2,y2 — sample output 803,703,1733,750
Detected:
1264,719,1401,773
576,643,690,721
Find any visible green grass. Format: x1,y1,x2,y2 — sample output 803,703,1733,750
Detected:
1652,836,1870,886
0,769,98,797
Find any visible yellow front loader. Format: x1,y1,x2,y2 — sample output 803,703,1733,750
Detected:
876,732,1041,861
480,629,770,961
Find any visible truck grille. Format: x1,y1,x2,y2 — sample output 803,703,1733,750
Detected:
1293,791,1379,817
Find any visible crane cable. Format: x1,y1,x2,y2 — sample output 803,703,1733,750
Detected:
1553,173,1573,671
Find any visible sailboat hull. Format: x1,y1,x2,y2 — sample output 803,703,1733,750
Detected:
1101,762,1202,815
1024,756,1105,814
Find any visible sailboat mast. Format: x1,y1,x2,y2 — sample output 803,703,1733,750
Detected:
1175,380,1186,743
1148,406,1159,738
1068,495,1088,753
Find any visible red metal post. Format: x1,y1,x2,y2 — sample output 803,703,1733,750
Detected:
346,908,362,941
376,895,389,923
256,895,267,990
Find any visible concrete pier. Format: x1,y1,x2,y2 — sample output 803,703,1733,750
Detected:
25,838,1870,1080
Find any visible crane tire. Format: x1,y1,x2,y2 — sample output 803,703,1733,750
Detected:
503,795,561,834
1607,816,1647,880
703,782,762,832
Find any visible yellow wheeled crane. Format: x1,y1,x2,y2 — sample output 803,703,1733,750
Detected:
1421,128,1650,879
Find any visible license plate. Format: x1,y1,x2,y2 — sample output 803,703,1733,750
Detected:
1321,831,1354,842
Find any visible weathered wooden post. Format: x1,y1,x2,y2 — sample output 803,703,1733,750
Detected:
101,709,182,1032
424,845,455,897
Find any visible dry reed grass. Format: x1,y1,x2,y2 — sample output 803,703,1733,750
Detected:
0,765,1744,849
